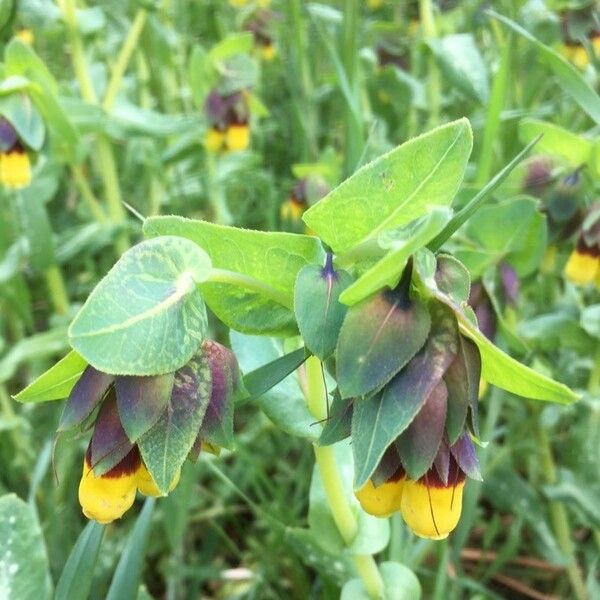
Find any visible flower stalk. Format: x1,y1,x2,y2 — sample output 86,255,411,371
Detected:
305,356,384,599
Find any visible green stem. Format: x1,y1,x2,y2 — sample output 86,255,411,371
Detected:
44,265,70,315
475,23,510,186
208,268,292,310
535,423,587,600
71,165,108,223
103,9,148,111
419,0,440,127
205,153,232,225
0,383,32,462
305,357,384,599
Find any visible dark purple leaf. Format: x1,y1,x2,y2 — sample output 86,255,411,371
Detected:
433,440,451,485
450,433,482,481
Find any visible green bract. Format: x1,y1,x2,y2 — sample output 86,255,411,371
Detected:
302,118,472,254
69,236,211,375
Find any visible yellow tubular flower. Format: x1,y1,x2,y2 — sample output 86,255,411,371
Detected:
0,149,32,190
137,462,181,497
560,43,589,70
205,127,225,153
16,30,34,45
355,468,406,517
260,43,276,61
564,248,599,285
280,198,305,221
225,124,250,152
79,446,141,524
400,473,465,540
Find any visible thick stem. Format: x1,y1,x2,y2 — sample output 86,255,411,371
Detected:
44,265,70,315
305,357,384,599
535,423,587,600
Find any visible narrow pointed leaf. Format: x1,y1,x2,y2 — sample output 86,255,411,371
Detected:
15,351,88,403
434,440,451,485
55,522,104,600
68,236,211,375
138,351,212,493
336,290,431,398
294,262,353,359
106,498,155,600
396,381,448,480
58,367,113,431
115,373,175,443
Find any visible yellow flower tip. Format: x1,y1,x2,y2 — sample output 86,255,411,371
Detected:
400,476,465,540
16,29,34,45
560,43,589,70
355,471,405,518
225,124,250,152
136,462,181,497
260,43,276,61
79,447,141,524
280,198,305,221
229,0,248,6
367,0,384,9
564,248,599,285
205,127,225,153
0,148,32,190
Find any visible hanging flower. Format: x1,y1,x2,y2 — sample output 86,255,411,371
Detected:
244,10,278,61
564,203,600,287
559,10,600,69
0,117,32,190
62,340,240,524
280,177,329,228
203,90,251,153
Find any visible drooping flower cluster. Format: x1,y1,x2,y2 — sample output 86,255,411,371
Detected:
0,117,32,190
203,90,251,153
61,340,240,524
325,258,482,539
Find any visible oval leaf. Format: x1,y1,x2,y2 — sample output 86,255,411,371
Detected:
69,236,211,375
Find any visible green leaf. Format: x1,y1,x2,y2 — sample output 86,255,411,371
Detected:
0,494,52,600
429,34,489,103
0,93,45,150
340,206,452,306
490,11,600,125
457,312,579,404
319,394,353,446
138,351,212,493
519,118,593,168
352,306,458,488
341,561,421,600
309,440,390,556
14,350,87,403
294,261,353,359
106,498,154,600
55,521,104,600
208,32,255,61
230,332,317,440
336,290,431,398
302,119,472,254
143,217,324,336
69,236,210,375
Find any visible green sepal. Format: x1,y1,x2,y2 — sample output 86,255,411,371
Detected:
318,392,353,446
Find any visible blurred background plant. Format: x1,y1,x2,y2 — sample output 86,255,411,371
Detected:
1,0,599,598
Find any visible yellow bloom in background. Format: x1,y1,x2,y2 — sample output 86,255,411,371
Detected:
355,472,405,517
78,446,141,524
400,474,465,540
560,43,590,69
229,0,248,6
205,126,226,153
226,123,250,152
0,147,31,190
16,29,34,45
367,0,384,9
564,246,599,285
259,43,276,61
137,462,181,497
280,197,305,222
